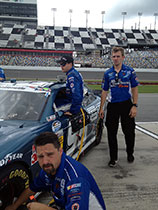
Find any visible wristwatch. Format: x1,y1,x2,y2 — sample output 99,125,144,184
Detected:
132,103,138,107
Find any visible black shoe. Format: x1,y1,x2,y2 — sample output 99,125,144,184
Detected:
127,155,134,163
108,160,117,167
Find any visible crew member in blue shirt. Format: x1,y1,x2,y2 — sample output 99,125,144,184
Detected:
0,67,6,81
99,46,139,167
57,55,83,116
5,132,106,210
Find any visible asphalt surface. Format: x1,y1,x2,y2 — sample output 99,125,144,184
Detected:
80,122,158,210
136,93,158,122
4,68,158,81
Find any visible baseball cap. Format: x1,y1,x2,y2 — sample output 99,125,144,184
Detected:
57,56,74,66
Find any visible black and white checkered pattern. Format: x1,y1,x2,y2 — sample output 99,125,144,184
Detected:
0,24,158,50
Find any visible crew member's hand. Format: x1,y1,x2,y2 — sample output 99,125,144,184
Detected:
64,111,72,116
129,106,137,118
99,109,104,119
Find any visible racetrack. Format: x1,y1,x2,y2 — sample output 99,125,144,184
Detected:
4,68,158,81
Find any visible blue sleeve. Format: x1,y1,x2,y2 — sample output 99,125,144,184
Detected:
29,170,51,192
65,177,90,210
130,69,139,88
67,74,83,114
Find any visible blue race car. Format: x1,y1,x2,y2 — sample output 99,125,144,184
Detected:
0,79,103,209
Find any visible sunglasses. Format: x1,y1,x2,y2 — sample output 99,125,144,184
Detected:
60,63,67,67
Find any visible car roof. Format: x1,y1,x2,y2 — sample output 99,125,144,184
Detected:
0,80,64,93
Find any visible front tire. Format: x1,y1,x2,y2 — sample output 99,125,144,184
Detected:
0,163,31,210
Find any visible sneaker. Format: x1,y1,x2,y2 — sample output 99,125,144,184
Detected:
127,154,134,163
108,160,117,167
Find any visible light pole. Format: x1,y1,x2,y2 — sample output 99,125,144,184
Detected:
101,11,105,28
69,9,73,28
138,12,142,29
85,10,90,28
154,13,158,30
51,8,57,27
122,12,127,30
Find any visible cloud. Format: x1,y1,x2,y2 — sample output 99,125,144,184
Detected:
37,0,158,29
106,0,158,23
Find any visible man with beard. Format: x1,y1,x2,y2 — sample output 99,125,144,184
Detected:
5,132,106,210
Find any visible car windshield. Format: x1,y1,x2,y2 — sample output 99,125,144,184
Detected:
0,90,47,120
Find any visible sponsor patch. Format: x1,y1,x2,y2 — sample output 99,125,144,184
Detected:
71,203,79,210
52,120,61,132
0,153,23,167
70,196,81,202
46,114,56,122
67,183,81,190
70,82,74,88
68,77,74,82
31,145,37,166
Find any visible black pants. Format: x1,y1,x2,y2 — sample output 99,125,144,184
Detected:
105,99,135,161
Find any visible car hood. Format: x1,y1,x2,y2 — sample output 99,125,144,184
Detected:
0,120,46,158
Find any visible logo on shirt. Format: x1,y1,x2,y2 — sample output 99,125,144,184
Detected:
60,179,65,195
67,183,81,190
71,203,79,210
70,82,74,88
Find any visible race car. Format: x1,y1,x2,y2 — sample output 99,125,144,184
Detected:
0,78,104,209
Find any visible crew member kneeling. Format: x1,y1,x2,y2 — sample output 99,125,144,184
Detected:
5,132,106,210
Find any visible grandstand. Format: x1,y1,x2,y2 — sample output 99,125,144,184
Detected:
0,0,157,69
0,24,158,68
0,25,158,50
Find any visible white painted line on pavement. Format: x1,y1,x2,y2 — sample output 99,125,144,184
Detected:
136,124,158,140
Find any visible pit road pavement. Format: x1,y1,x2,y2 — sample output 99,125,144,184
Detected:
80,122,158,210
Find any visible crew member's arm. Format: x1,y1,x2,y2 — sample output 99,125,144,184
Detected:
69,75,83,114
5,187,35,210
99,90,108,119
129,86,138,118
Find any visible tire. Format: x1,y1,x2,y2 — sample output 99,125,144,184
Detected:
95,118,104,145
0,163,31,210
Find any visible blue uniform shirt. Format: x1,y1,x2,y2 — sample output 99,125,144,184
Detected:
102,64,139,103
66,67,83,114
0,68,6,81
30,152,106,210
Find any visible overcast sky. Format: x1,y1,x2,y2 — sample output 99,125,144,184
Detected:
37,0,158,30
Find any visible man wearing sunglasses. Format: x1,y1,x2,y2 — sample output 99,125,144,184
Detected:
57,55,83,116
99,47,139,167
